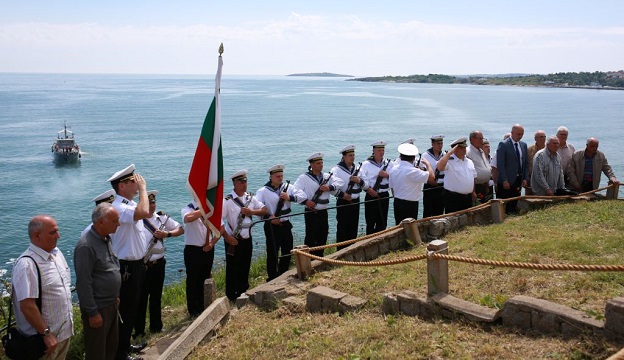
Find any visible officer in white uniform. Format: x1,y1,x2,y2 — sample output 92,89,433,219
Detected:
360,141,391,234
293,152,344,257
222,170,267,301
421,135,447,217
134,190,184,337
437,137,477,213
107,164,150,359
81,189,116,238
388,143,434,225
256,164,306,281
331,145,365,250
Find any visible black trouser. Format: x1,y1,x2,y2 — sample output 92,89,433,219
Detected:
224,236,253,301
304,208,329,257
135,257,166,336
335,197,360,250
264,220,293,281
393,197,419,225
422,185,444,218
497,175,522,213
117,259,145,360
82,302,119,360
184,245,214,316
364,192,389,234
443,189,473,213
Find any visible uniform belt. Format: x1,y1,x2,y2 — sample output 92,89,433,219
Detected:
315,199,329,204
146,257,165,268
120,259,143,264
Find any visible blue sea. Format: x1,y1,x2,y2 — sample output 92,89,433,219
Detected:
1,73,623,285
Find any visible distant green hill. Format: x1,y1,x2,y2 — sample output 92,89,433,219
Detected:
288,72,354,77
348,71,624,89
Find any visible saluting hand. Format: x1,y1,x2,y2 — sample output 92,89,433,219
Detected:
134,173,146,190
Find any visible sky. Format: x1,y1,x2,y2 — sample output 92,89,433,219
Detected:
1,0,623,76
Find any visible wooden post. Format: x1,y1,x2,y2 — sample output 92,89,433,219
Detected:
293,245,312,280
401,218,422,246
203,278,216,309
427,240,448,296
606,182,620,200
490,199,505,224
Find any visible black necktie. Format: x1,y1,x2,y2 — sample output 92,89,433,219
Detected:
514,142,522,172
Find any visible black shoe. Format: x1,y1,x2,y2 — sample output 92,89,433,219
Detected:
150,327,163,333
129,342,147,353
124,356,143,360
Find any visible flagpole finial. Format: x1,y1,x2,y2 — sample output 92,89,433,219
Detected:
218,43,224,55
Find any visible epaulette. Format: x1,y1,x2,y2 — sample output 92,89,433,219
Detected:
157,210,165,216
122,199,129,204
450,156,456,160
225,194,233,200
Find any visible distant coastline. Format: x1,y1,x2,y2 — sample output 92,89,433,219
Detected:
288,72,354,78
347,71,624,90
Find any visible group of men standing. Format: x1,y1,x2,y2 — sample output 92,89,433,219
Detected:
10,125,618,360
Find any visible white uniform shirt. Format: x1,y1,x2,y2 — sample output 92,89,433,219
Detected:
360,158,391,193
256,181,306,222
330,162,365,200
12,245,74,341
110,195,147,261
388,160,430,201
421,149,446,185
142,212,181,261
293,172,344,210
181,201,208,247
222,191,265,239
443,156,477,194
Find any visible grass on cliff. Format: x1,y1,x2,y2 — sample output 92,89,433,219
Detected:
190,200,624,360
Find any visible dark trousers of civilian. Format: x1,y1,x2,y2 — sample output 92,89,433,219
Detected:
304,208,328,257
135,257,166,337
184,245,214,317
364,192,389,234
335,198,360,250
81,302,119,360
443,189,472,213
224,236,253,301
264,220,294,281
393,197,419,225
422,185,444,218
117,259,145,360
497,175,522,213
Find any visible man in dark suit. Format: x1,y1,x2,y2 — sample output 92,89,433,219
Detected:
496,124,529,213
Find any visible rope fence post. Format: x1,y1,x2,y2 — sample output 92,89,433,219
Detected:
427,240,449,296
401,218,422,245
293,245,312,280
606,182,620,200
490,199,505,224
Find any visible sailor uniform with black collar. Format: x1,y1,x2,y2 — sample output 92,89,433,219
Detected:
421,147,447,217
331,159,365,249
360,148,391,235
293,171,342,210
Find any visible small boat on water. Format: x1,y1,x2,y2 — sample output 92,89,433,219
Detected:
52,124,81,164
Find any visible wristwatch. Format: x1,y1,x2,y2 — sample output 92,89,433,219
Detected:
41,328,50,336
167,231,171,238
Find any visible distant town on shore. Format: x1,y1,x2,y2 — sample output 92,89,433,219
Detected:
289,71,624,90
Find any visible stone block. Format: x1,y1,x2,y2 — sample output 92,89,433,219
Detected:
364,244,380,261
306,286,347,313
397,290,426,317
379,237,390,255
431,293,501,323
382,293,399,315
531,309,559,334
458,214,468,227
605,297,624,338
235,293,249,309
339,295,367,313
429,219,449,238
501,301,532,330
282,296,306,313
448,216,459,230
252,283,288,309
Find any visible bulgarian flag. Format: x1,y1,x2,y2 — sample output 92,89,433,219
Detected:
187,44,224,239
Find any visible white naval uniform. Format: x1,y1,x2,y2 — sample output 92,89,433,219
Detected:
222,191,265,239
359,158,391,194
442,156,477,194
421,149,446,186
181,201,209,246
256,181,306,222
293,172,344,210
331,162,366,200
389,160,430,201
142,212,181,262
111,195,147,260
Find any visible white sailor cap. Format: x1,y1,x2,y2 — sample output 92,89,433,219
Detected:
339,144,355,155
482,138,490,145
147,190,159,203
398,143,419,156
307,152,324,162
431,134,445,142
93,189,116,205
450,137,468,148
267,164,285,174
370,140,387,148
230,169,248,181
401,138,415,145
108,164,135,185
